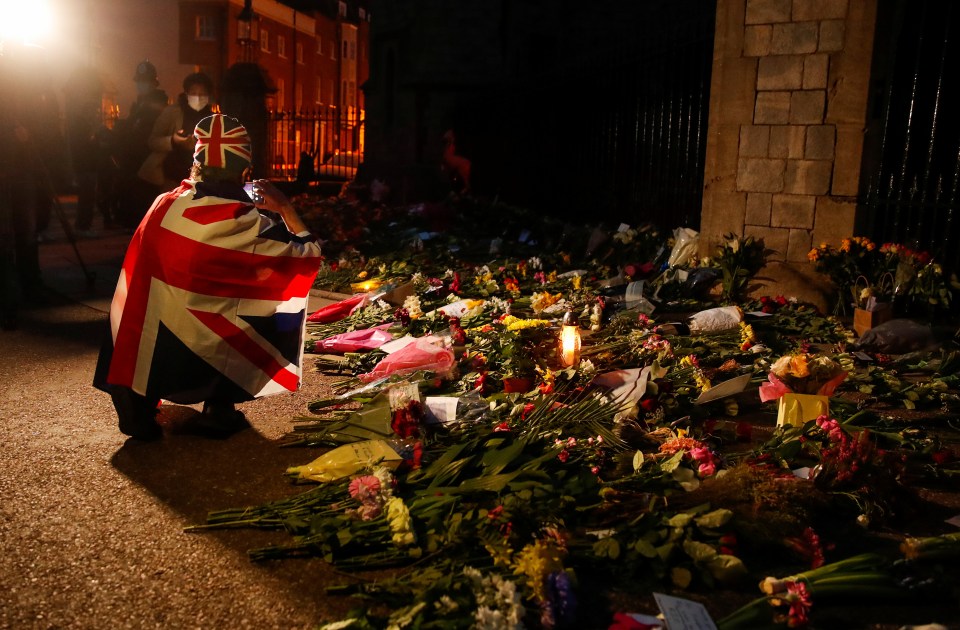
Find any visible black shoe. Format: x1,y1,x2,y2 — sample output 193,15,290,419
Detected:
194,404,250,439
112,388,163,441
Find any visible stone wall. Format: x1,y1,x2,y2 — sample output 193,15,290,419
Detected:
700,0,877,303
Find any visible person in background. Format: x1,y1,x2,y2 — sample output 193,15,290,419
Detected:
0,42,47,328
94,114,322,441
64,68,107,238
114,61,168,229
137,71,214,194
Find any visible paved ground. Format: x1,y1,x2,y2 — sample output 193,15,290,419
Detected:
0,199,357,629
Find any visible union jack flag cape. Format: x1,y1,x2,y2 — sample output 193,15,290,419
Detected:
102,180,322,403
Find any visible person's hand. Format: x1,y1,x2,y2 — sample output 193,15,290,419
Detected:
172,130,192,147
249,179,309,234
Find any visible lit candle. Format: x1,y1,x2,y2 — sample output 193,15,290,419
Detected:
559,311,581,367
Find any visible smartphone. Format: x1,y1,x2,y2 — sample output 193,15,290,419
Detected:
243,182,257,200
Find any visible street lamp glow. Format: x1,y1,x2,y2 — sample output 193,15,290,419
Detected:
0,0,55,46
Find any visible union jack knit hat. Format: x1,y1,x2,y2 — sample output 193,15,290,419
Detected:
193,114,252,173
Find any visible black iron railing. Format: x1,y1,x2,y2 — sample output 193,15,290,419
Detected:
266,109,364,180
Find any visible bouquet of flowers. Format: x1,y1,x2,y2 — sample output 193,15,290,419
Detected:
760,353,847,402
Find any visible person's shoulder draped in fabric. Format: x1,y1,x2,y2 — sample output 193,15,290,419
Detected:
105,114,322,404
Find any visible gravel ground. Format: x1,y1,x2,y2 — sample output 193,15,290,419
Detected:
0,225,358,629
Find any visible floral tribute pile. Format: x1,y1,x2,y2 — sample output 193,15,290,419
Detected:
189,195,960,629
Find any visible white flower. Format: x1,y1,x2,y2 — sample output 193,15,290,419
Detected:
403,295,423,319
528,257,542,270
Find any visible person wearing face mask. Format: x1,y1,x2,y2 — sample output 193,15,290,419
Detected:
137,71,214,193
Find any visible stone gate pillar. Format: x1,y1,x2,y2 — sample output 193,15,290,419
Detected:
699,0,877,303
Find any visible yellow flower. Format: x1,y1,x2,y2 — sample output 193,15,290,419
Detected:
357,270,368,279
840,239,852,253
807,248,819,262
788,354,810,378
512,539,566,602
571,275,582,290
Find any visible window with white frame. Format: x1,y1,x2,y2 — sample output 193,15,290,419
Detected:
278,35,286,58
260,29,270,52
296,42,303,64
359,8,366,19
195,15,216,41
338,1,347,18
315,77,322,104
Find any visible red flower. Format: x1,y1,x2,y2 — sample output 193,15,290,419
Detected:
521,403,536,419
608,613,659,630
493,421,510,432
474,372,488,394
557,449,570,463
390,401,423,439
640,397,659,412
932,448,954,465
539,381,554,395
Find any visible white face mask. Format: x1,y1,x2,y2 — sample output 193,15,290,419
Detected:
187,95,209,111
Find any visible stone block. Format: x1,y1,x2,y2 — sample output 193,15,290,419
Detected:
803,53,829,89
748,260,833,312
790,90,825,123
784,159,833,195
703,123,743,194
831,124,864,195
805,125,836,159
744,25,772,56
793,0,849,21
770,22,819,55
744,225,789,260
745,0,792,24
772,193,816,228
819,19,845,52
755,91,791,124
740,124,770,157
787,228,814,262
811,196,857,246
699,190,747,256
769,125,806,158
737,158,786,192
757,56,804,90
712,57,759,125
745,192,773,225
825,1,876,124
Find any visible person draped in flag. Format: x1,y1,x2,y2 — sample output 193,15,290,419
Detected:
94,114,322,440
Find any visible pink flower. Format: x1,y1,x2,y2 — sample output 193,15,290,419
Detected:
784,580,812,627
348,475,381,501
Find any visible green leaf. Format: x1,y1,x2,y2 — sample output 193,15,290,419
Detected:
592,537,621,560
660,451,684,473
683,539,718,562
695,508,734,530
633,539,658,558
704,554,748,584
632,450,645,471
667,513,694,528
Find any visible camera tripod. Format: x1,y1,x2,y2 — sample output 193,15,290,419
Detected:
41,167,97,291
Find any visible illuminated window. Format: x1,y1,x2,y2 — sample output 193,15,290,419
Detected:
278,35,286,58
195,15,216,41
296,42,304,63
260,30,270,53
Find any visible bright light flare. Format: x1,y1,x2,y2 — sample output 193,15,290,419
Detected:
0,0,55,46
